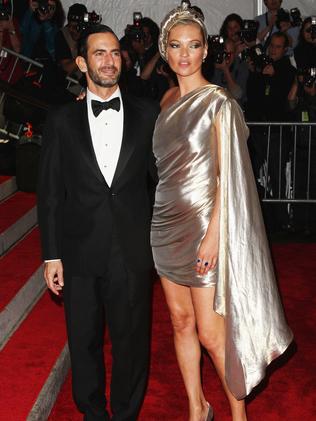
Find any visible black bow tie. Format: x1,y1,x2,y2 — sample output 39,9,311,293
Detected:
91,97,121,117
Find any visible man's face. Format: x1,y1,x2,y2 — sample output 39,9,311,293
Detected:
264,0,282,12
268,36,286,61
84,32,122,88
68,21,81,41
131,38,146,55
36,0,56,21
142,26,152,48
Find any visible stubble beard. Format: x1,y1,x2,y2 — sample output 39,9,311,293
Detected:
87,65,121,88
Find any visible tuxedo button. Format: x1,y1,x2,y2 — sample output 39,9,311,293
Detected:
111,192,116,196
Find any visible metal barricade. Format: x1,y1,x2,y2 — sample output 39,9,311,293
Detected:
0,47,83,139
0,47,45,139
247,122,316,204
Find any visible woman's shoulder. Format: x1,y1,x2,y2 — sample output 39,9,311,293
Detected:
205,84,234,104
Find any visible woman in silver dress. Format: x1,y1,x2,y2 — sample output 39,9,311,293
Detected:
151,3,293,421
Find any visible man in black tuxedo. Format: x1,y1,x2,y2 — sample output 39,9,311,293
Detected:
37,24,159,421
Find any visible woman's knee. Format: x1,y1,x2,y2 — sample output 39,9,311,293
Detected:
198,330,224,355
169,307,196,335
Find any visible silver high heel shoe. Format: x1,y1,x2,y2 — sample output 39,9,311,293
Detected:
205,402,214,421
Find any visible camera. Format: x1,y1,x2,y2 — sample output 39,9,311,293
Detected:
243,44,273,72
238,20,259,43
290,8,302,27
300,67,316,88
0,0,11,20
311,16,316,40
209,35,230,64
76,11,102,33
125,12,144,42
276,7,302,29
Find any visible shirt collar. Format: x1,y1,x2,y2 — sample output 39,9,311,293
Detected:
87,86,122,105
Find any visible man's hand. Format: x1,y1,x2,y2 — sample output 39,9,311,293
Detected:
262,64,275,76
215,60,228,72
304,83,316,97
44,260,64,296
0,17,14,32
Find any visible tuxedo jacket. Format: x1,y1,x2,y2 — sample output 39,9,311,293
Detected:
37,93,160,276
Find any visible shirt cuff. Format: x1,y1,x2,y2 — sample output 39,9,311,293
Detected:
44,259,61,263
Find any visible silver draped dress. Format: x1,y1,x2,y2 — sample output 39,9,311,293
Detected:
151,84,293,399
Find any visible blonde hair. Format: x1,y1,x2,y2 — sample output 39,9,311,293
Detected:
158,2,208,61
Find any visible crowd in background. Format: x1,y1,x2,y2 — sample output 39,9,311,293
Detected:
0,0,314,122
0,0,315,233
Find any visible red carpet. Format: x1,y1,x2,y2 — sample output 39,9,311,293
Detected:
48,243,316,420
0,291,67,420
0,176,12,184
0,191,36,232
0,227,42,311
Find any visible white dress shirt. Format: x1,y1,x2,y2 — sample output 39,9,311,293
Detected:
87,87,124,187
45,87,124,263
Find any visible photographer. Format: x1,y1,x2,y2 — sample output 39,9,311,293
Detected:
294,17,316,70
140,17,159,63
220,13,249,55
0,16,20,53
119,37,145,96
211,38,249,107
55,3,87,78
20,0,65,60
246,32,296,121
287,75,316,233
0,8,23,84
139,50,176,100
255,0,299,52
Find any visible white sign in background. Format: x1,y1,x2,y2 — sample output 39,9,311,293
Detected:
59,0,315,38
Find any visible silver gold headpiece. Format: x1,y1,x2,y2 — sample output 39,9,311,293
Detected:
158,1,208,62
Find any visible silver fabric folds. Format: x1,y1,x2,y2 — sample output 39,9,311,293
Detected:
151,84,293,399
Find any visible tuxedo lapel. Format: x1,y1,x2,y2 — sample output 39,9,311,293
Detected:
111,94,137,187
75,100,109,187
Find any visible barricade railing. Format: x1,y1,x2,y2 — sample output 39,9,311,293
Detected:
247,122,316,204
0,47,82,139
0,46,82,90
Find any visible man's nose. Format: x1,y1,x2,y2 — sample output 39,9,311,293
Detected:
104,53,115,65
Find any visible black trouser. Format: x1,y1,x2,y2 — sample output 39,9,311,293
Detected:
63,233,153,421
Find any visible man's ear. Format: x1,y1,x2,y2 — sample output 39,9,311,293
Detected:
76,56,87,73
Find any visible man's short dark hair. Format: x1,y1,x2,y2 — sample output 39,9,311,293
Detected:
67,3,87,22
270,31,289,49
78,24,118,59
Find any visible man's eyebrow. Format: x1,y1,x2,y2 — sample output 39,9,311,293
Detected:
92,48,121,53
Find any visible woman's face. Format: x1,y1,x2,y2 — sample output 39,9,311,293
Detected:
166,23,207,79
302,22,315,44
226,20,241,43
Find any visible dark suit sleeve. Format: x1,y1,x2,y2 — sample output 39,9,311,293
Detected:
146,101,160,206
37,109,65,260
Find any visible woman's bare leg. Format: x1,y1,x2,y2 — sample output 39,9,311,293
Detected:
161,277,210,421
191,286,247,421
